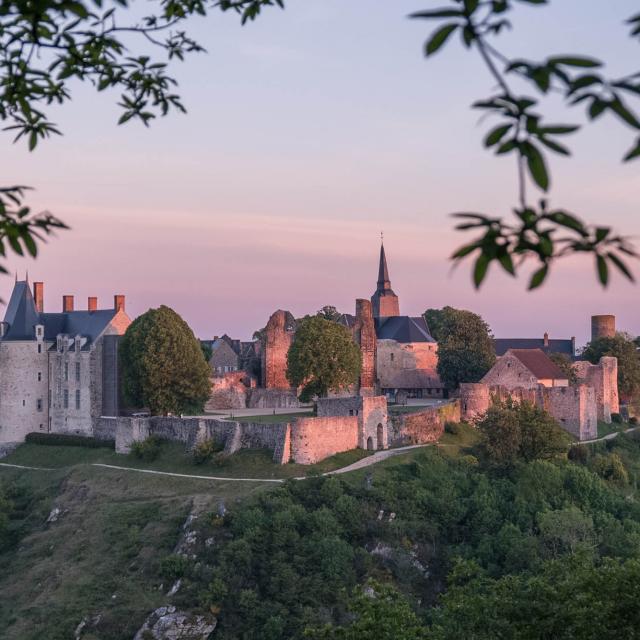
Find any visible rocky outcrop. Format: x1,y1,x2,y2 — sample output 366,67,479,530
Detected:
133,606,216,640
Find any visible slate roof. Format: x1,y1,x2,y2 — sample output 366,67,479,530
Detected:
494,338,575,357
375,316,436,343
508,349,568,381
2,281,119,344
380,369,444,390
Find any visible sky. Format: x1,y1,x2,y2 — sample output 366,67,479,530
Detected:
2,0,639,345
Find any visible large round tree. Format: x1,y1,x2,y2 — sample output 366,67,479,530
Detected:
287,316,361,403
120,305,212,415
424,306,496,391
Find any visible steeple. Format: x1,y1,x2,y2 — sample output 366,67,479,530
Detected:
371,238,400,318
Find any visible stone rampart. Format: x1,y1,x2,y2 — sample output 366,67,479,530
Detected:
206,372,249,410
573,356,619,422
290,416,358,464
388,401,460,446
94,416,118,441
538,385,597,440
247,388,300,409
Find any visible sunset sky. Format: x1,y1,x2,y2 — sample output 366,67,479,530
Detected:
3,0,638,345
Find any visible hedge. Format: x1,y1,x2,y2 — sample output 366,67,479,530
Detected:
25,432,115,449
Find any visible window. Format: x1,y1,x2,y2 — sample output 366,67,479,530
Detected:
36,398,43,412
349,409,354,416
37,372,42,382
39,423,44,431
75,390,81,410
64,362,69,381
38,344,42,354
22,399,25,407
63,389,69,409
48,389,51,407
75,362,80,382
390,353,394,362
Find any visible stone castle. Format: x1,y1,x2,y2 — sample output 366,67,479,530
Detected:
0,279,130,445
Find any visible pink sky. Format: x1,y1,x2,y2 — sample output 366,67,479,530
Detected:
2,1,638,345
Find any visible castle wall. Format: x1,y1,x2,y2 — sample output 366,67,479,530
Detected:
459,383,491,422
481,353,539,389
354,299,377,394
262,310,295,389
376,340,441,396
206,372,249,410
388,401,460,446
591,315,616,341
247,388,300,409
538,385,597,440
289,416,358,464
573,357,619,422
0,340,50,443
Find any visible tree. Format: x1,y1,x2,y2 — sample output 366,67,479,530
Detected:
478,399,568,467
317,306,343,323
286,316,361,402
581,333,640,401
549,353,578,386
120,305,211,415
424,306,495,390
412,1,639,289
200,341,213,363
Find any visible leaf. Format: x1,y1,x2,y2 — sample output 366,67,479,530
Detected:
623,138,640,162
609,97,640,129
484,124,512,147
595,227,610,243
548,55,602,68
523,143,550,191
424,24,458,56
451,244,479,259
588,98,607,120
473,254,490,288
498,252,515,275
596,254,609,285
607,252,635,281
538,136,570,156
410,9,463,19
538,125,579,135
528,264,548,290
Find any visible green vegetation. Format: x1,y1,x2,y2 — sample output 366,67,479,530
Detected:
549,352,579,385
582,333,640,401
287,316,362,402
25,432,115,449
233,411,313,424
120,305,212,415
424,307,495,390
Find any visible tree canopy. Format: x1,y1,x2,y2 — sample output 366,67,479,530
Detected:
286,315,361,402
581,333,640,401
425,306,496,390
119,305,211,415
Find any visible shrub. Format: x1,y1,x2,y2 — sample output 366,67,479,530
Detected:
445,421,462,435
568,445,588,464
629,416,638,425
130,436,162,462
591,453,629,486
192,439,221,465
611,413,623,424
24,432,115,449
160,554,191,580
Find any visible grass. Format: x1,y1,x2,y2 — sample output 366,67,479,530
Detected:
231,411,313,424
597,420,627,439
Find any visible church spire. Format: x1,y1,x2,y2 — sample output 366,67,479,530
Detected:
377,241,391,291
371,237,400,318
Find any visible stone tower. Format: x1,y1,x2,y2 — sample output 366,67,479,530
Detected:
591,315,616,341
354,299,377,395
371,242,400,318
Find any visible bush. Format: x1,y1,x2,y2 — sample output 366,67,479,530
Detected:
568,445,588,464
612,413,623,424
192,439,221,465
130,436,162,462
24,432,115,449
629,416,638,425
591,453,629,486
445,421,462,435
160,554,191,580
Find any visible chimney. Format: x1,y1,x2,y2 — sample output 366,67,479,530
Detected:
33,282,44,313
114,295,125,312
543,332,549,347
63,295,74,312
571,337,576,357
88,296,97,312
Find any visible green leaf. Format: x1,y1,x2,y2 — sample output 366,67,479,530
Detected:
548,56,602,68
528,264,548,290
609,97,640,129
410,9,463,19
538,136,570,156
484,124,512,147
523,143,550,191
425,24,458,56
607,252,634,281
595,227,610,243
498,252,515,275
596,254,608,286
451,244,479,260
588,98,607,120
473,254,490,288
538,125,579,135
623,138,640,162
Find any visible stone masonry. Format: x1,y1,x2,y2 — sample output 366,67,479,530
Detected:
261,310,296,390
573,356,619,422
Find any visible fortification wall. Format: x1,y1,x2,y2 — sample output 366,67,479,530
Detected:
459,383,491,422
481,353,539,389
376,341,440,393
573,356,619,422
206,372,249,410
247,388,300,409
389,401,460,446
539,385,597,440
94,416,118,441
591,315,616,340
262,310,295,389
290,416,358,464
354,299,377,393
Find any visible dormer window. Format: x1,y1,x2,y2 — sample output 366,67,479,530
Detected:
57,336,64,352
35,324,44,340
75,336,82,352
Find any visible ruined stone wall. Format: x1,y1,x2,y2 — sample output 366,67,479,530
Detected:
206,372,249,410
538,385,597,440
0,339,50,443
376,340,441,396
573,356,619,423
94,416,118,440
481,353,539,389
247,388,300,409
354,299,377,394
388,401,460,447
459,383,491,422
290,416,358,464
262,310,295,389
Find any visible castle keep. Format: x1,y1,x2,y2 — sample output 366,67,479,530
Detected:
0,279,131,445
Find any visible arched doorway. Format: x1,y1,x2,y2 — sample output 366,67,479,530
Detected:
376,424,384,450
366,436,374,450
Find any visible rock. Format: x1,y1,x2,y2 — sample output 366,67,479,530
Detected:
46,507,61,523
167,579,182,596
134,607,217,640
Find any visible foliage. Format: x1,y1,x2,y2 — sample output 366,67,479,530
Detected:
192,438,221,464
591,453,629,487
549,352,578,385
612,412,623,424
424,306,495,389
200,341,213,363
412,1,639,289
582,333,640,400
160,553,191,581
24,432,115,449
130,435,163,462
119,305,212,415
306,581,429,640
478,398,569,467
316,306,343,323
286,316,361,402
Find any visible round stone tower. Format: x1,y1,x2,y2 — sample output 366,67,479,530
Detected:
459,383,490,422
591,315,616,341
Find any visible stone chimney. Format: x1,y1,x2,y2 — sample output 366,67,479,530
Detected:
88,296,97,312
543,332,549,347
63,295,74,312
571,337,576,356
33,282,44,313
114,295,125,312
